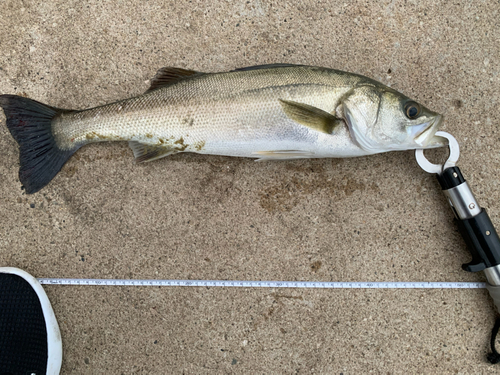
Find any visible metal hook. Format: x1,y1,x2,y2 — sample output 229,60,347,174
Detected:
415,131,460,174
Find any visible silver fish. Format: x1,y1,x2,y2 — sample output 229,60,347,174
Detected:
0,64,445,193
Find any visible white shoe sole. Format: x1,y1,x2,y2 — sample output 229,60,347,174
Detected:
0,267,63,375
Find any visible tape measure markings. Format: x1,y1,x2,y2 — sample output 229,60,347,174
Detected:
37,279,486,289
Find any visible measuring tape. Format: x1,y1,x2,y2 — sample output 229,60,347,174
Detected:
37,278,486,289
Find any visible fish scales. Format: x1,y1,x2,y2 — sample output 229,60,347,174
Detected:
54,66,363,157
0,64,445,193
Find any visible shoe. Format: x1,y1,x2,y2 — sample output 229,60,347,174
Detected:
0,267,62,375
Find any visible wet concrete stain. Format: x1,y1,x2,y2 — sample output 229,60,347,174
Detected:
259,172,378,213
254,292,305,328
194,159,242,203
64,165,79,177
310,260,322,272
452,99,463,109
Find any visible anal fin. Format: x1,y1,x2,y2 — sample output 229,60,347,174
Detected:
252,150,315,161
128,141,178,163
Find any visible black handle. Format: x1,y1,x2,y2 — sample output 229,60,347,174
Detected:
437,166,500,273
457,210,500,272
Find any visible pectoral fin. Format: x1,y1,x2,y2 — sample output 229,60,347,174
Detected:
128,141,178,163
279,99,343,134
252,150,315,161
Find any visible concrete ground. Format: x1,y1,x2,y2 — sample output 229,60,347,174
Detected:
1,0,499,373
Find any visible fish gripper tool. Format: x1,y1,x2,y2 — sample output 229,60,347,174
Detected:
416,131,500,363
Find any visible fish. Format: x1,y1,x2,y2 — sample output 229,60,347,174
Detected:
0,64,446,194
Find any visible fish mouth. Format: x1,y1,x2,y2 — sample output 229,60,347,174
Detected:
413,115,446,148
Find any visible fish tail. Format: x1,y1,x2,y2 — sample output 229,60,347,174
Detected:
0,94,79,193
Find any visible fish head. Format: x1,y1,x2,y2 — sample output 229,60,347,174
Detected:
341,85,446,153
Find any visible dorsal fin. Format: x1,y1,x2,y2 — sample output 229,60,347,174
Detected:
231,64,305,72
145,67,204,93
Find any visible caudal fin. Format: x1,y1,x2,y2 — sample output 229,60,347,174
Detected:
0,95,79,193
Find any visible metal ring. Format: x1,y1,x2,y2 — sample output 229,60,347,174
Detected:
415,131,460,174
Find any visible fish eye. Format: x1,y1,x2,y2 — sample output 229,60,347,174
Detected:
404,102,421,119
